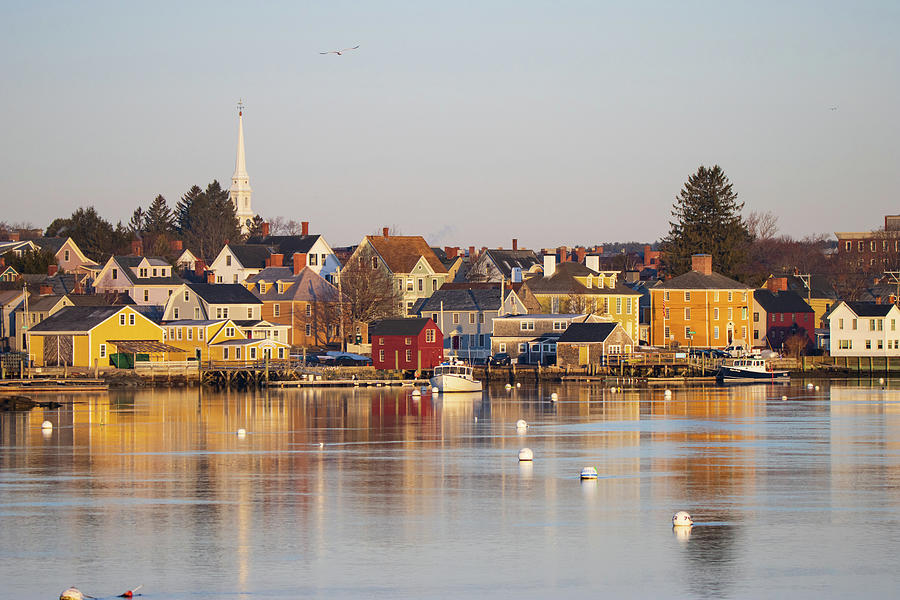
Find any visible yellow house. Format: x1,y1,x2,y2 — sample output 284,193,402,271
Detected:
162,319,245,360
209,338,291,362
26,305,183,367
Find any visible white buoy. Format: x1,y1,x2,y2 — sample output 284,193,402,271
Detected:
60,588,84,600
610,386,616,393
781,395,788,401
807,383,814,389
516,382,521,388
672,511,693,527
432,386,439,393
319,442,324,448
236,428,246,438
550,392,558,401
518,447,534,461
879,377,885,385
664,389,672,399
411,388,421,397
516,419,528,430
505,383,512,390
815,385,820,391
580,466,598,480
41,420,53,430
474,416,478,422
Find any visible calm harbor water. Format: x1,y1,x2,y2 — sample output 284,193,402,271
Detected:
2,382,900,599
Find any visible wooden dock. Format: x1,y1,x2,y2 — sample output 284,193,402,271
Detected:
265,379,430,389
0,378,109,392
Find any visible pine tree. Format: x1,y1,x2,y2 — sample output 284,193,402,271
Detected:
179,181,242,259
129,207,145,235
246,215,266,239
175,185,203,233
144,195,175,235
661,165,752,279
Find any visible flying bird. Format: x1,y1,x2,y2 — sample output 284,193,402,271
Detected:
829,106,838,111
320,45,360,55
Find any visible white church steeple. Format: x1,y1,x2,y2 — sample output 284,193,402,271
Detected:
229,100,254,234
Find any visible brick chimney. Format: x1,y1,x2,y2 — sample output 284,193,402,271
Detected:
557,246,568,262
47,264,58,276
575,247,586,264
469,246,476,258
302,221,309,236
131,239,143,256
766,277,788,292
444,246,458,260
270,253,283,267
512,238,518,251
691,254,712,275
383,227,390,238
206,271,216,284
543,254,557,278
170,239,183,252
293,252,307,275
7,232,19,242
194,259,206,276
39,284,53,295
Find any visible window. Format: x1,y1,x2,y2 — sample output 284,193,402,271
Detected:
479,313,485,324
233,274,238,284
378,337,385,345
226,327,235,337
187,328,193,341
839,340,852,349
852,319,857,330
222,308,228,318
64,249,70,262
277,282,284,294
728,292,733,302
684,307,691,320
274,304,280,317
453,313,460,324
741,326,747,340
753,312,759,323
469,313,475,324
878,319,884,331
407,279,414,291
871,241,877,252
878,340,884,350
714,308,719,320
418,278,424,292
839,318,844,329
530,343,540,353
753,330,759,340
664,325,670,340
432,279,438,292
305,324,311,335
627,298,632,314
217,276,223,283
520,321,534,331
714,291,719,302
728,307,733,320
685,326,692,338
120,314,126,326
664,308,670,319
112,268,118,280
176,328,182,340
432,313,439,322
129,314,135,326
406,301,414,312
553,321,566,331
139,268,147,278
184,290,189,301
426,329,435,343
309,254,318,266
866,339,872,350
226,255,232,266
379,349,385,362
278,347,285,359
741,307,747,320
499,342,507,353
405,337,412,345
223,347,229,359
714,326,720,339
405,349,412,362
169,327,175,339
684,291,691,301
216,308,223,319
273,330,278,339
247,308,253,319
372,257,379,270
893,320,897,331
198,329,204,341
152,268,157,277
616,298,622,314
250,347,257,360
845,241,852,252
664,291,670,301
518,343,527,353
99,344,106,359
173,307,179,319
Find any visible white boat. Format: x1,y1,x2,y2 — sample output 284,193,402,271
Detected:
717,357,790,383
430,361,483,393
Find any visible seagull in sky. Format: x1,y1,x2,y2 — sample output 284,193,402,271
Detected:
320,45,360,56
829,106,838,111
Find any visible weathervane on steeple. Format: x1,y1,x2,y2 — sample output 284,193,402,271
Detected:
237,98,244,116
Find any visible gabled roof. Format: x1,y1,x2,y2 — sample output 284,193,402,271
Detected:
67,292,135,306
482,249,541,279
369,317,433,336
0,289,24,306
186,283,262,305
653,269,750,290
110,256,183,285
33,237,66,254
22,273,78,294
843,301,895,317
366,235,447,274
28,306,126,333
412,288,502,313
246,267,340,303
753,290,814,314
524,262,639,296
243,235,322,256
557,322,619,343
227,245,272,269
22,294,64,313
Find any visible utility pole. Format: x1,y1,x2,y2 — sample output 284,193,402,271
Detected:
885,271,900,304
797,274,812,305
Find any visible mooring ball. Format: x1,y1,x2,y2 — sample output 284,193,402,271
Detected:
815,386,820,391
505,383,512,390
672,511,693,526
236,428,246,437
41,420,53,430
60,588,84,600
516,382,521,388
518,447,534,461
610,386,616,393
782,395,788,401
550,392,558,401
432,386,439,393
516,419,527,429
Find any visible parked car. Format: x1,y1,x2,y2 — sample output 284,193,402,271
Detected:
489,352,511,366
335,355,372,366
723,343,750,358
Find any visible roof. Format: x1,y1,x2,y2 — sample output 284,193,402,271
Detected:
228,245,272,269
245,267,340,303
164,319,221,326
482,249,541,278
0,289,25,306
653,269,750,290
22,273,78,294
112,256,184,285
366,235,447,274
413,288,503,314
28,306,125,333
243,235,321,256
67,293,134,306
524,262,639,296
844,302,895,317
33,237,66,253
557,322,619,343
23,294,63,312
369,318,433,336
108,340,183,353
186,283,262,305
753,290,814,313
494,313,585,320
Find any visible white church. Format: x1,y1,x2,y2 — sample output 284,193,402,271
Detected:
229,102,255,234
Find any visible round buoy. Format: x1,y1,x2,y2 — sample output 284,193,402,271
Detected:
664,389,672,399
516,382,521,388
672,511,693,527
550,392,558,401
516,419,527,431
518,447,534,461
432,386,439,393
319,442,324,448
880,377,885,385
411,388,421,397
41,420,53,430
815,385,820,391
580,466,598,480
505,383,512,390
236,428,246,438
60,588,84,600
781,395,788,401
610,386,616,393
807,383,814,389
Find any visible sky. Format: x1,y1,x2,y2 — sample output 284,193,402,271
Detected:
2,1,899,248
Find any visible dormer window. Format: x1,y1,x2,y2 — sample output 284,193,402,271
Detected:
586,276,592,289
277,282,284,294
152,268,158,277
139,268,148,278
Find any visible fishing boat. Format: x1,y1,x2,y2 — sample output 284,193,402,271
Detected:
430,360,483,393
717,356,790,383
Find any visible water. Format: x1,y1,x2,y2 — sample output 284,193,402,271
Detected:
2,382,900,599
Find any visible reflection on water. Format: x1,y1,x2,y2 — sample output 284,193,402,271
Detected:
2,382,900,598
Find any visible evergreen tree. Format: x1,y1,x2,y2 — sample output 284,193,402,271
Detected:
129,207,145,235
7,248,56,274
661,165,751,279
43,207,131,262
179,181,241,259
246,215,266,239
175,185,203,233
144,195,175,235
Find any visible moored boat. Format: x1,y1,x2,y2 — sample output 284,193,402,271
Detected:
717,357,790,383
430,360,483,393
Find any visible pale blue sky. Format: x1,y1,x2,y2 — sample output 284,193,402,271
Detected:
2,1,898,248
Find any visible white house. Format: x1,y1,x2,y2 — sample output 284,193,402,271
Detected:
162,283,263,322
208,244,271,284
93,256,184,306
828,301,900,357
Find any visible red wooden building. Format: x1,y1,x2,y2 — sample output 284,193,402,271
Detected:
369,318,444,371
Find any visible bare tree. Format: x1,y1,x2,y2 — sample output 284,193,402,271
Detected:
746,210,779,240
338,245,403,326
